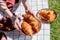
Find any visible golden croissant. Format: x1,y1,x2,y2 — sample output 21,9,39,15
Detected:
21,13,41,36
38,9,57,23
21,21,34,36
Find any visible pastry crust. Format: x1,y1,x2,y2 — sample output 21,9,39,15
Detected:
21,21,34,36
38,9,57,23
22,13,41,36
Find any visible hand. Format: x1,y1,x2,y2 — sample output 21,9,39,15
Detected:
25,9,35,17
13,17,21,31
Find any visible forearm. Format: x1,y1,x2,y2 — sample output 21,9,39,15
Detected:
0,6,13,17
22,0,30,10
0,0,13,17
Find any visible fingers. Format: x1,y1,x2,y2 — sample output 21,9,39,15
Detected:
26,10,35,17
13,18,21,31
16,21,21,30
13,22,20,31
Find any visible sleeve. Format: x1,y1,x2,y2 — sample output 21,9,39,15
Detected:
13,0,22,16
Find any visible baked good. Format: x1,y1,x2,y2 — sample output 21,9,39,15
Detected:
21,21,34,36
21,13,41,36
37,9,57,23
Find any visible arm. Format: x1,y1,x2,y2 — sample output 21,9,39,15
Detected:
0,0,21,31
22,0,30,11
22,0,34,16
0,0,13,17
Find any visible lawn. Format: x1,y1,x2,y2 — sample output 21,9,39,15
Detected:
48,0,60,40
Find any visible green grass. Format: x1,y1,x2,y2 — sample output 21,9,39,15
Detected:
48,0,60,40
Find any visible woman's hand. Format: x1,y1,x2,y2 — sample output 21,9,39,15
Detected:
25,9,35,17
22,0,34,16
13,16,21,31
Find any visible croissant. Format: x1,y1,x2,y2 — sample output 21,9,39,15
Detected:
22,13,41,33
21,21,34,36
38,9,57,23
